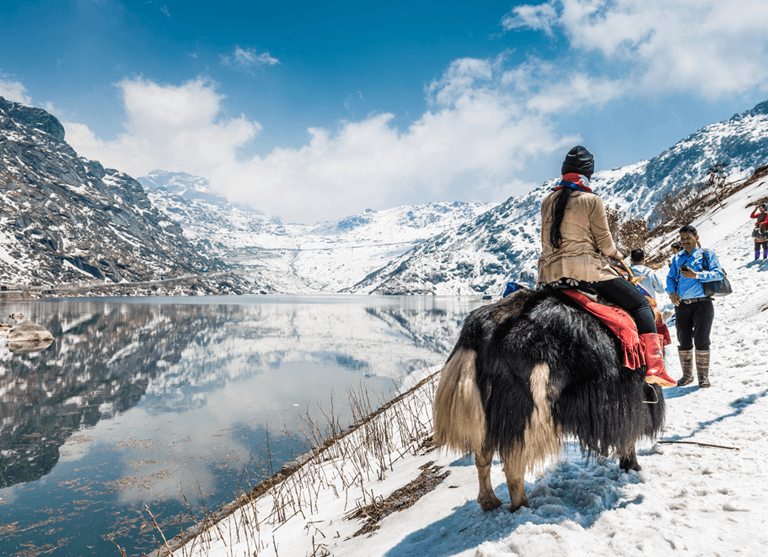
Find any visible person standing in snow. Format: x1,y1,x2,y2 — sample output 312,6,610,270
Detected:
629,249,665,300
666,225,724,388
538,145,676,387
750,204,768,260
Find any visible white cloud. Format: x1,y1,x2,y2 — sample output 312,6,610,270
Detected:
63,77,261,179
0,75,31,105
220,47,280,72
503,0,768,99
501,2,558,36
64,71,576,223
61,0,768,224
207,58,577,222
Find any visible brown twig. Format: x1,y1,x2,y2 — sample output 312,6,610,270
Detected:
658,440,740,450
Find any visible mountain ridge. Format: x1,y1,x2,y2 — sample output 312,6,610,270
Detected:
346,97,768,295
137,168,497,292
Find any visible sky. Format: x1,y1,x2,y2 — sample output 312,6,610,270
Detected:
2,0,768,223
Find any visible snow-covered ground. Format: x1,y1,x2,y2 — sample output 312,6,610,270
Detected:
160,180,768,557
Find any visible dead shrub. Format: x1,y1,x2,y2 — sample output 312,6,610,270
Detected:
606,206,651,256
650,162,733,234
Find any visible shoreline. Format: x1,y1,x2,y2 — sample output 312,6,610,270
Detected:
0,272,251,300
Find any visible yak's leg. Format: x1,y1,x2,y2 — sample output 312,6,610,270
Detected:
619,447,642,472
502,447,529,512
475,443,502,511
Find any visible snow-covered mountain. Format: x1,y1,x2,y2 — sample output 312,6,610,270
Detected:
347,99,768,295
0,97,248,294
138,169,497,293
4,94,768,297
597,99,768,218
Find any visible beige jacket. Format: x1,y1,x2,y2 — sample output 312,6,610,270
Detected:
537,189,623,285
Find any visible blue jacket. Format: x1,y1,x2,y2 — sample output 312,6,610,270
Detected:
666,247,724,299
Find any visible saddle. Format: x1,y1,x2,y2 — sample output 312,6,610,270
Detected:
559,287,671,369
561,290,644,369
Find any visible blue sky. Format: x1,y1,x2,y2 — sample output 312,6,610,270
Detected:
2,0,768,223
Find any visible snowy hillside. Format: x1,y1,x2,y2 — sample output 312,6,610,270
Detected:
138,169,496,293
162,171,768,557
349,99,768,295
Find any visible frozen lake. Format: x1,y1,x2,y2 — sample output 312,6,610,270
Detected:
0,294,478,556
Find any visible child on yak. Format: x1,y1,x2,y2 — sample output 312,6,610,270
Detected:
537,145,676,387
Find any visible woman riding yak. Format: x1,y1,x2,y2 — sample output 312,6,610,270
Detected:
537,146,676,387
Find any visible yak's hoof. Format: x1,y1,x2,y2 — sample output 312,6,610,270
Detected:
619,456,642,472
478,496,503,511
508,500,530,513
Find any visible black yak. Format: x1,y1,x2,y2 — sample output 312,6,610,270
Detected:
434,287,665,512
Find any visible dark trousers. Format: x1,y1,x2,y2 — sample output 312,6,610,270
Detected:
591,277,656,334
674,298,714,350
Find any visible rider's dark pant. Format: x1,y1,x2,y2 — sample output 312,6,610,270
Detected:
590,277,656,335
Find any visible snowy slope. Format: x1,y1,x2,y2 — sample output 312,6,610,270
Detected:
350,99,768,295
164,172,768,557
597,99,768,219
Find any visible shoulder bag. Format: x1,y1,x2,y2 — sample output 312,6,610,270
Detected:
701,249,732,297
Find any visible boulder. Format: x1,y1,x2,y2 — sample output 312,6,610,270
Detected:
6,321,54,353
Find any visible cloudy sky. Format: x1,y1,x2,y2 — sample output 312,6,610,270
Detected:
2,0,768,223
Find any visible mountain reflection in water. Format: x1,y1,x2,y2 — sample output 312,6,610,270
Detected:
0,295,476,557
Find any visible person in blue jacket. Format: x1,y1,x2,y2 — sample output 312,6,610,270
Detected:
666,224,724,388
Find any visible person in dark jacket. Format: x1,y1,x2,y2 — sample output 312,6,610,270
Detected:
750,204,768,259
666,224,724,388
538,146,675,387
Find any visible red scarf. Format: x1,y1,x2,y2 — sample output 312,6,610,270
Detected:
553,173,593,193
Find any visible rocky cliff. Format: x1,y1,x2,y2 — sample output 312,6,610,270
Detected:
0,97,247,294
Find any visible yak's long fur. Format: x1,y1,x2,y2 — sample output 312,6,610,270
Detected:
434,288,665,490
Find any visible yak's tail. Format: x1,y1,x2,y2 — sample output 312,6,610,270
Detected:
433,348,486,454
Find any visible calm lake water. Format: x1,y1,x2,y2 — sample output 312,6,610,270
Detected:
0,294,476,557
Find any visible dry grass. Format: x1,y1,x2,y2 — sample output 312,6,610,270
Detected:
140,365,445,557
606,206,651,256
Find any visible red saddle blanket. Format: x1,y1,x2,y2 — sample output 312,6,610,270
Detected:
561,290,645,370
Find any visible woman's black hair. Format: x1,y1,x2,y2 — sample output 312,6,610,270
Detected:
550,188,574,250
